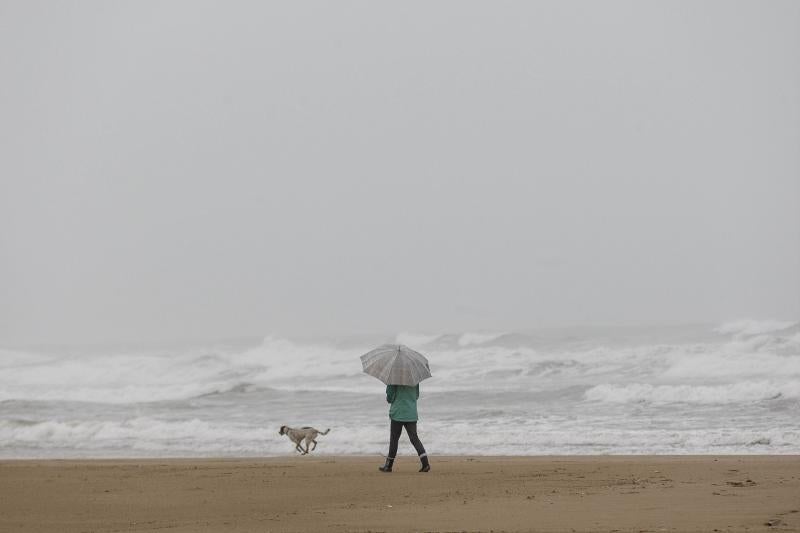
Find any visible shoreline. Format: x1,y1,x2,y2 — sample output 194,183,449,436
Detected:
1,453,799,461
2,455,798,532
3,451,798,461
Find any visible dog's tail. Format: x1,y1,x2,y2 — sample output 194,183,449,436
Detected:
320,428,330,435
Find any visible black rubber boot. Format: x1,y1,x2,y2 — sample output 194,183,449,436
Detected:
419,453,430,472
379,457,394,472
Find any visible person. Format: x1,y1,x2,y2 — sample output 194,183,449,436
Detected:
379,383,430,473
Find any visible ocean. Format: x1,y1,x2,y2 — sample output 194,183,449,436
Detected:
1,320,798,458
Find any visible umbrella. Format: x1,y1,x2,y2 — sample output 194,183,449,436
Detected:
360,344,432,386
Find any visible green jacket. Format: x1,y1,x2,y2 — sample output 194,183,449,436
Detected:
386,384,419,422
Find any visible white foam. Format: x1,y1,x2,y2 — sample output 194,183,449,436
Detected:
3,414,798,457
0,336,378,404
3,322,800,457
584,380,800,404
457,332,506,347
3,322,799,403
715,319,797,337
0,417,273,453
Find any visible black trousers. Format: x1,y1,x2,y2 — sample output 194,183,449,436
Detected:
388,419,427,460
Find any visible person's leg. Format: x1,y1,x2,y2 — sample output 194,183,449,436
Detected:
380,419,402,472
403,422,430,472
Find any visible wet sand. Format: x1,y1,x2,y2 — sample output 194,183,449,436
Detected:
1,456,798,532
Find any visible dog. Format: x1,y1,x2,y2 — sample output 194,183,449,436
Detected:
279,425,330,454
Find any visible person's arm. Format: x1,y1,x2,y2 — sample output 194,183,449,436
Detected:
386,385,396,404
415,384,419,399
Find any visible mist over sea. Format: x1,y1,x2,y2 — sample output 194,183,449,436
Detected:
1,320,798,458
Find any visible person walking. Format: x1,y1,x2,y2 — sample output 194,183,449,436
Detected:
359,344,432,473
379,383,430,473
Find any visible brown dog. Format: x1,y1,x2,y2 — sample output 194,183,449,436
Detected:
279,425,330,454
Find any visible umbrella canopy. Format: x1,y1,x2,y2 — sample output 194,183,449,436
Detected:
360,344,432,386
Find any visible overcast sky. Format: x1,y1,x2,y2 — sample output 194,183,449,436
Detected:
1,1,798,344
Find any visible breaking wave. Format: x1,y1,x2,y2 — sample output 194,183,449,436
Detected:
1,319,799,456
584,380,800,404
714,319,797,337
2,322,800,404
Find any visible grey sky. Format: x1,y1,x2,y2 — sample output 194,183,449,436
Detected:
1,1,798,344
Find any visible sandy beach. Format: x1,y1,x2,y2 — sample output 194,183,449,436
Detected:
1,456,798,532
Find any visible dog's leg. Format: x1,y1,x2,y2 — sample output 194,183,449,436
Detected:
311,440,317,451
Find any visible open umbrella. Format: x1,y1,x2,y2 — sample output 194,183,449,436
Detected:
360,344,432,386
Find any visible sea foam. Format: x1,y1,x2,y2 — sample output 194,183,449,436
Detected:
1,320,799,457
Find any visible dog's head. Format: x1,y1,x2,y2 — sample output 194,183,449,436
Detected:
279,425,288,435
